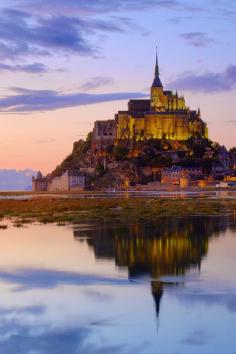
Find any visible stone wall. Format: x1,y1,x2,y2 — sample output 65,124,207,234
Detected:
92,120,116,150
48,171,85,192
116,112,203,141
32,179,47,192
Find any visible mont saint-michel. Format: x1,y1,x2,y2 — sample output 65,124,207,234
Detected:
33,52,235,192
93,51,208,147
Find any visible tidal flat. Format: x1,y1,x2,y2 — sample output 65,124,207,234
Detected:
0,195,236,225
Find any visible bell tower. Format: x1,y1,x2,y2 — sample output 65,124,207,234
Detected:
151,47,164,111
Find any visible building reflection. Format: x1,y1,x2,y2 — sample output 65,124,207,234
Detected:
73,215,234,319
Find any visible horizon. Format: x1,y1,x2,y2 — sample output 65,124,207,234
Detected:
0,0,235,174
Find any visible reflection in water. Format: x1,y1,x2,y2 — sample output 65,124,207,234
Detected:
0,216,236,353
74,216,236,320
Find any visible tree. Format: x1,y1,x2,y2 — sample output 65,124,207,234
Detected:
106,144,114,154
151,156,172,167
96,163,105,176
229,147,236,155
112,146,129,161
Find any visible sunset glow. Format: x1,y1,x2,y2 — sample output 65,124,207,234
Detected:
0,0,235,173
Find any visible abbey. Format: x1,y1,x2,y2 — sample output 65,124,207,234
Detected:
93,50,208,149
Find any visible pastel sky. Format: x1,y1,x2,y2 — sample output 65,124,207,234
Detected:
0,0,235,173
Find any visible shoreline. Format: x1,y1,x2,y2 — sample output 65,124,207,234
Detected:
0,195,236,226
0,186,236,196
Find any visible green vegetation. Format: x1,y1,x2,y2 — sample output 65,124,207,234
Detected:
95,163,106,176
185,138,211,159
49,132,92,178
112,145,129,161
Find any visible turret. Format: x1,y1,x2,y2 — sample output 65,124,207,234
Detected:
36,171,43,179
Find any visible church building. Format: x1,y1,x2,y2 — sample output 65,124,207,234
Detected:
93,50,208,149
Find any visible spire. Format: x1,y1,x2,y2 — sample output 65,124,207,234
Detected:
152,46,163,88
155,46,159,76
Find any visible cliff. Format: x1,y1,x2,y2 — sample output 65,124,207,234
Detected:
49,133,93,180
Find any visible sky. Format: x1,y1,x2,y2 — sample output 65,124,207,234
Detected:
0,0,235,173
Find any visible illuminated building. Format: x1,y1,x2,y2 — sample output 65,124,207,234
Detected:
93,49,208,149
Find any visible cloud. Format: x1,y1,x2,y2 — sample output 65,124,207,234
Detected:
0,326,88,354
164,273,236,314
0,268,136,291
0,62,48,74
168,65,236,92
79,77,115,91
0,1,205,63
0,305,45,316
0,41,51,60
181,32,214,47
0,87,147,113
179,289,236,313
16,0,180,15
0,322,124,354
182,330,211,346
0,8,135,60
0,169,36,191
0,304,126,354
169,15,196,24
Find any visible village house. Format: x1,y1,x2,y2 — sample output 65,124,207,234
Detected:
161,166,203,184
32,170,85,192
48,170,85,192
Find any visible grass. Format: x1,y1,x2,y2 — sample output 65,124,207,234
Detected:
13,223,24,228
0,224,8,229
0,197,235,225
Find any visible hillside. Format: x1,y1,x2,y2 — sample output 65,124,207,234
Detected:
48,129,235,190
49,133,93,180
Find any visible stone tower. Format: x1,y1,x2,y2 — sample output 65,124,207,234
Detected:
150,48,165,111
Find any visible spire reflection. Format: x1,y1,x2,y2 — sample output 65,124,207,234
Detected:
73,216,234,321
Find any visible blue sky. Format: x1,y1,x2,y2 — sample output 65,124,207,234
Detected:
0,0,235,171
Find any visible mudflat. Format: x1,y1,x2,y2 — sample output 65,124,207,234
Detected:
0,195,236,225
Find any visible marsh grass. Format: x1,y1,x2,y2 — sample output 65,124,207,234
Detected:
0,224,8,229
0,197,235,225
13,222,24,228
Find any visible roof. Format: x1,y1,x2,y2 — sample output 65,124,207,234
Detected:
129,99,150,103
151,75,163,88
36,171,43,179
152,48,163,88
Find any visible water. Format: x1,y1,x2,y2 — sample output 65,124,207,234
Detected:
1,189,236,200
0,216,236,353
